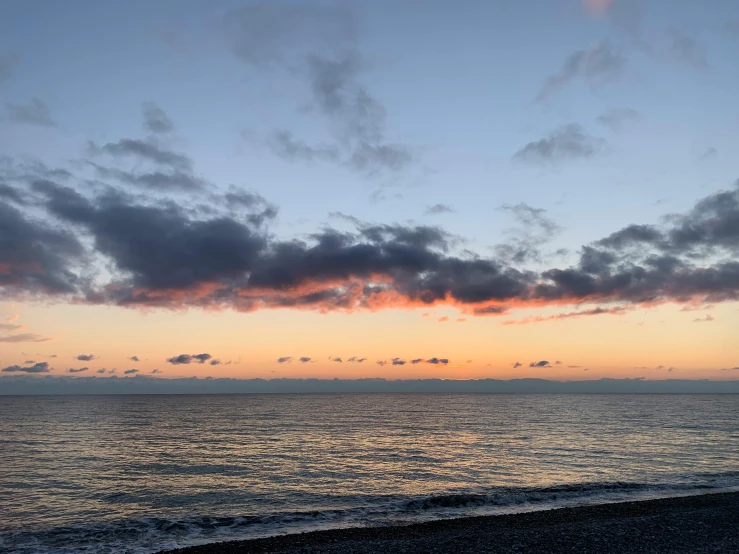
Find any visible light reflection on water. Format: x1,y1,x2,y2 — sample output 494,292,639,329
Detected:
0,393,737,552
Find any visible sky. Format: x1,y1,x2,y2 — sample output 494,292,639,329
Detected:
1,0,738,389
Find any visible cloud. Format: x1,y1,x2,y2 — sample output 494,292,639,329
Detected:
209,359,221,365
142,102,174,134
0,333,52,343
667,28,708,69
495,202,562,265
699,148,718,161
513,124,605,165
67,367,89,373
529,360,552,368
330,356,343,363
536,41,625,102
2,361,50,373
124,369,138,375
4,98,56,127
555,360,563,365
76,354,96,361
411,359,423,364
299,357,312,363
347,357,366,363
166,353,213,365
502,306,630,325
277,356,293,364
437,316,449,322
513,362,522,368
597,108,641,131
151,369,161,374
96,368,106,374
425,204,453,215
376,360,388,366
225,3,413,176
425,358,449,365
91,139,192,172
3,161,739,320
391,358,406,365
692,314,714,323
568,365,583,368
129,355,140,362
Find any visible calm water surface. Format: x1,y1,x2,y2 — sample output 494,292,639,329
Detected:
1,394,737,553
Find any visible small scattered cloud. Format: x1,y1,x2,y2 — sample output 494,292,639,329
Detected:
166,353,213,365
425,204,454,215
555,360,563,365
391,358,407,365
437,316,449,323
124,369,139,375
4,97,56,127
529,360,552,368
0,333,52,343
692,314,714,323
699,148,717,161
277,356,293,364
513,362,523,368
151,369,161,374
347,357,366,363
96,368,106,374
209,359,221,365
456,318,467,323
376,360,388,366
129,355,140,362
568,365,583,369
2,361,50,373
76,354,97,361
513,124,605,165
330,356,343,363
667,28,708,69
67,367,89,373
142,102,174,134
536,41,625,102
299,356,312,363
596,108,640,131
425,358,449,365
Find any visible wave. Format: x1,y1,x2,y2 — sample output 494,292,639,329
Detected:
2,474,739,554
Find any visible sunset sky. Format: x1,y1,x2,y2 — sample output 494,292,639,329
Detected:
1,0,738,386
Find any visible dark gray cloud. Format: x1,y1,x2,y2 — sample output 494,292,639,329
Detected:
151,369,161,374
513,362,522,368
391,358,406,366
425,204,454,215
2,361,50,373
90,163,207,192
225,3,413,176
2,164,738,319
347,357,366,363
330,356,343,363
513,124,605,165
166,353,212,365
76,354,96,361
222,187,279,227
425,357,449,365
0,183,25,204
597,108,641,131
209,359,221,365
124,369,138,375
129,355,140,362
277,356,293,364
142,102,174,134
96,368,106,374
299,356,312,363
536,41,625,102
411,358,423,364
4,98,56,127
67,367,89,373
529,360,552,368
667,28,708,68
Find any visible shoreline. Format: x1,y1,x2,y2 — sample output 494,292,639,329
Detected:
161,491,739,553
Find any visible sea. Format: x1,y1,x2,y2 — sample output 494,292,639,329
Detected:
1,394,738,553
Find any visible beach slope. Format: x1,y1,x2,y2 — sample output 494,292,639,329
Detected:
163,491,739,554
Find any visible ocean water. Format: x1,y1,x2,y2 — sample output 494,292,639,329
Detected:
1,394,737,553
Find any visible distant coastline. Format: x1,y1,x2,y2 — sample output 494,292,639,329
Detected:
2,375,739,394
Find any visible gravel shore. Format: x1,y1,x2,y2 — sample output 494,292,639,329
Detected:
162,491,739,554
